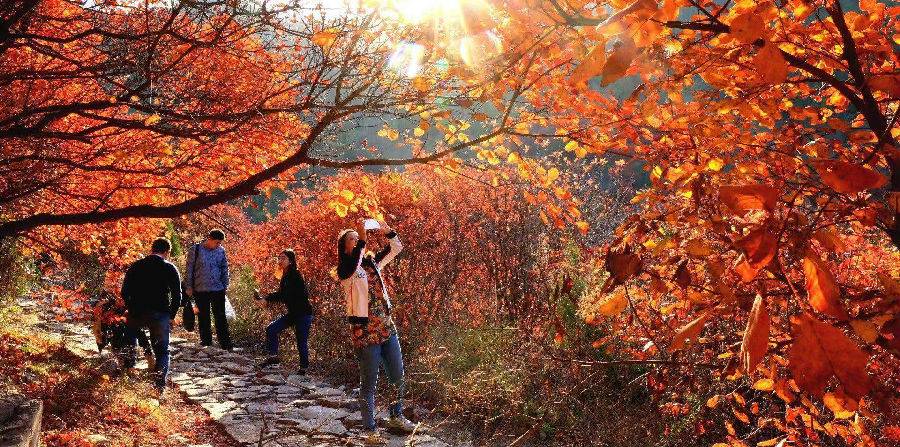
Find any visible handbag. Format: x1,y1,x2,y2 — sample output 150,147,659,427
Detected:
182,294,196,332
224,295,237,321
182,243,199,332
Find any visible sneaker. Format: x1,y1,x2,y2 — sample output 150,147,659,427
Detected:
385,414,418,434
257,356,280,368
155,384,167,401
361,430,387,445
296,367,307,376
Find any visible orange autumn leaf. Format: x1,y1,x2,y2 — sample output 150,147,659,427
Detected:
753,41,789,84
606,249,641,284
823,389,858,419
729,12,766,44
802,253,848,320
732,407,750,424
811,159,888,194
734,227,777,271
143,113,161,126
734,257,762,283
575,220,589,235
812,228,845,252
684,238,711,258
719,184,779,214
868,74,900,98
671,312,709,350
741,294,770,374
2,0,900,440
570,39,607,85
849,319,880,344
312,29,339,48
756,438,784,447
599,38,637,87
411,77,430,92
774,379,795,404
788,313,873,399
597,289,628,316
733,389,746,406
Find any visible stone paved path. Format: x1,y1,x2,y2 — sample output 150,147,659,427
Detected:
169,341,454,447
19,295,460,447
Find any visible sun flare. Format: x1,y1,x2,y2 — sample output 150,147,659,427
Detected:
378,0,503,75
387,0,458,24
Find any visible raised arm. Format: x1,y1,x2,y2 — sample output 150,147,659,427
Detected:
374,221,402,270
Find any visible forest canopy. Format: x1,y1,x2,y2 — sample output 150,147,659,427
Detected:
1,0,899,445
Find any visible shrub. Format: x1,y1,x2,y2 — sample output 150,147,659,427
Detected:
0,237,37,306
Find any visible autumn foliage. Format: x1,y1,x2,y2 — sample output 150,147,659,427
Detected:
231,165,565,331
2,0,900,445
495,0,900,444
0,0,531,240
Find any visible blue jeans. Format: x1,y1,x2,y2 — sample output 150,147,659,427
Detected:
356,332,405,430
126,312,171,389
266,314,313,368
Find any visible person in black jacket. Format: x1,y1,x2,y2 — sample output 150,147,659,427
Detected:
121,237,182,394
254,249,314,373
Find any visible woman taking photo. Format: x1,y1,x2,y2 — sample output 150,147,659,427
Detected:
338,218,416,443
254,249,314,374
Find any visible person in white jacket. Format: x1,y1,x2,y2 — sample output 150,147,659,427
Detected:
337,218,417,442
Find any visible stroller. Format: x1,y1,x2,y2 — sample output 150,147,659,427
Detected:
92,292,155,369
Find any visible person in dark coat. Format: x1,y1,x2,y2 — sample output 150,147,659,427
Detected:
121,237,182,394
254,249,314,374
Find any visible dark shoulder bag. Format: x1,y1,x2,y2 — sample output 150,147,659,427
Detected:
182,243,198,332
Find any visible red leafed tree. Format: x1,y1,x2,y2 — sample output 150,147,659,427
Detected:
477,0,900,443
232,165,566,327
0,0,543,244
